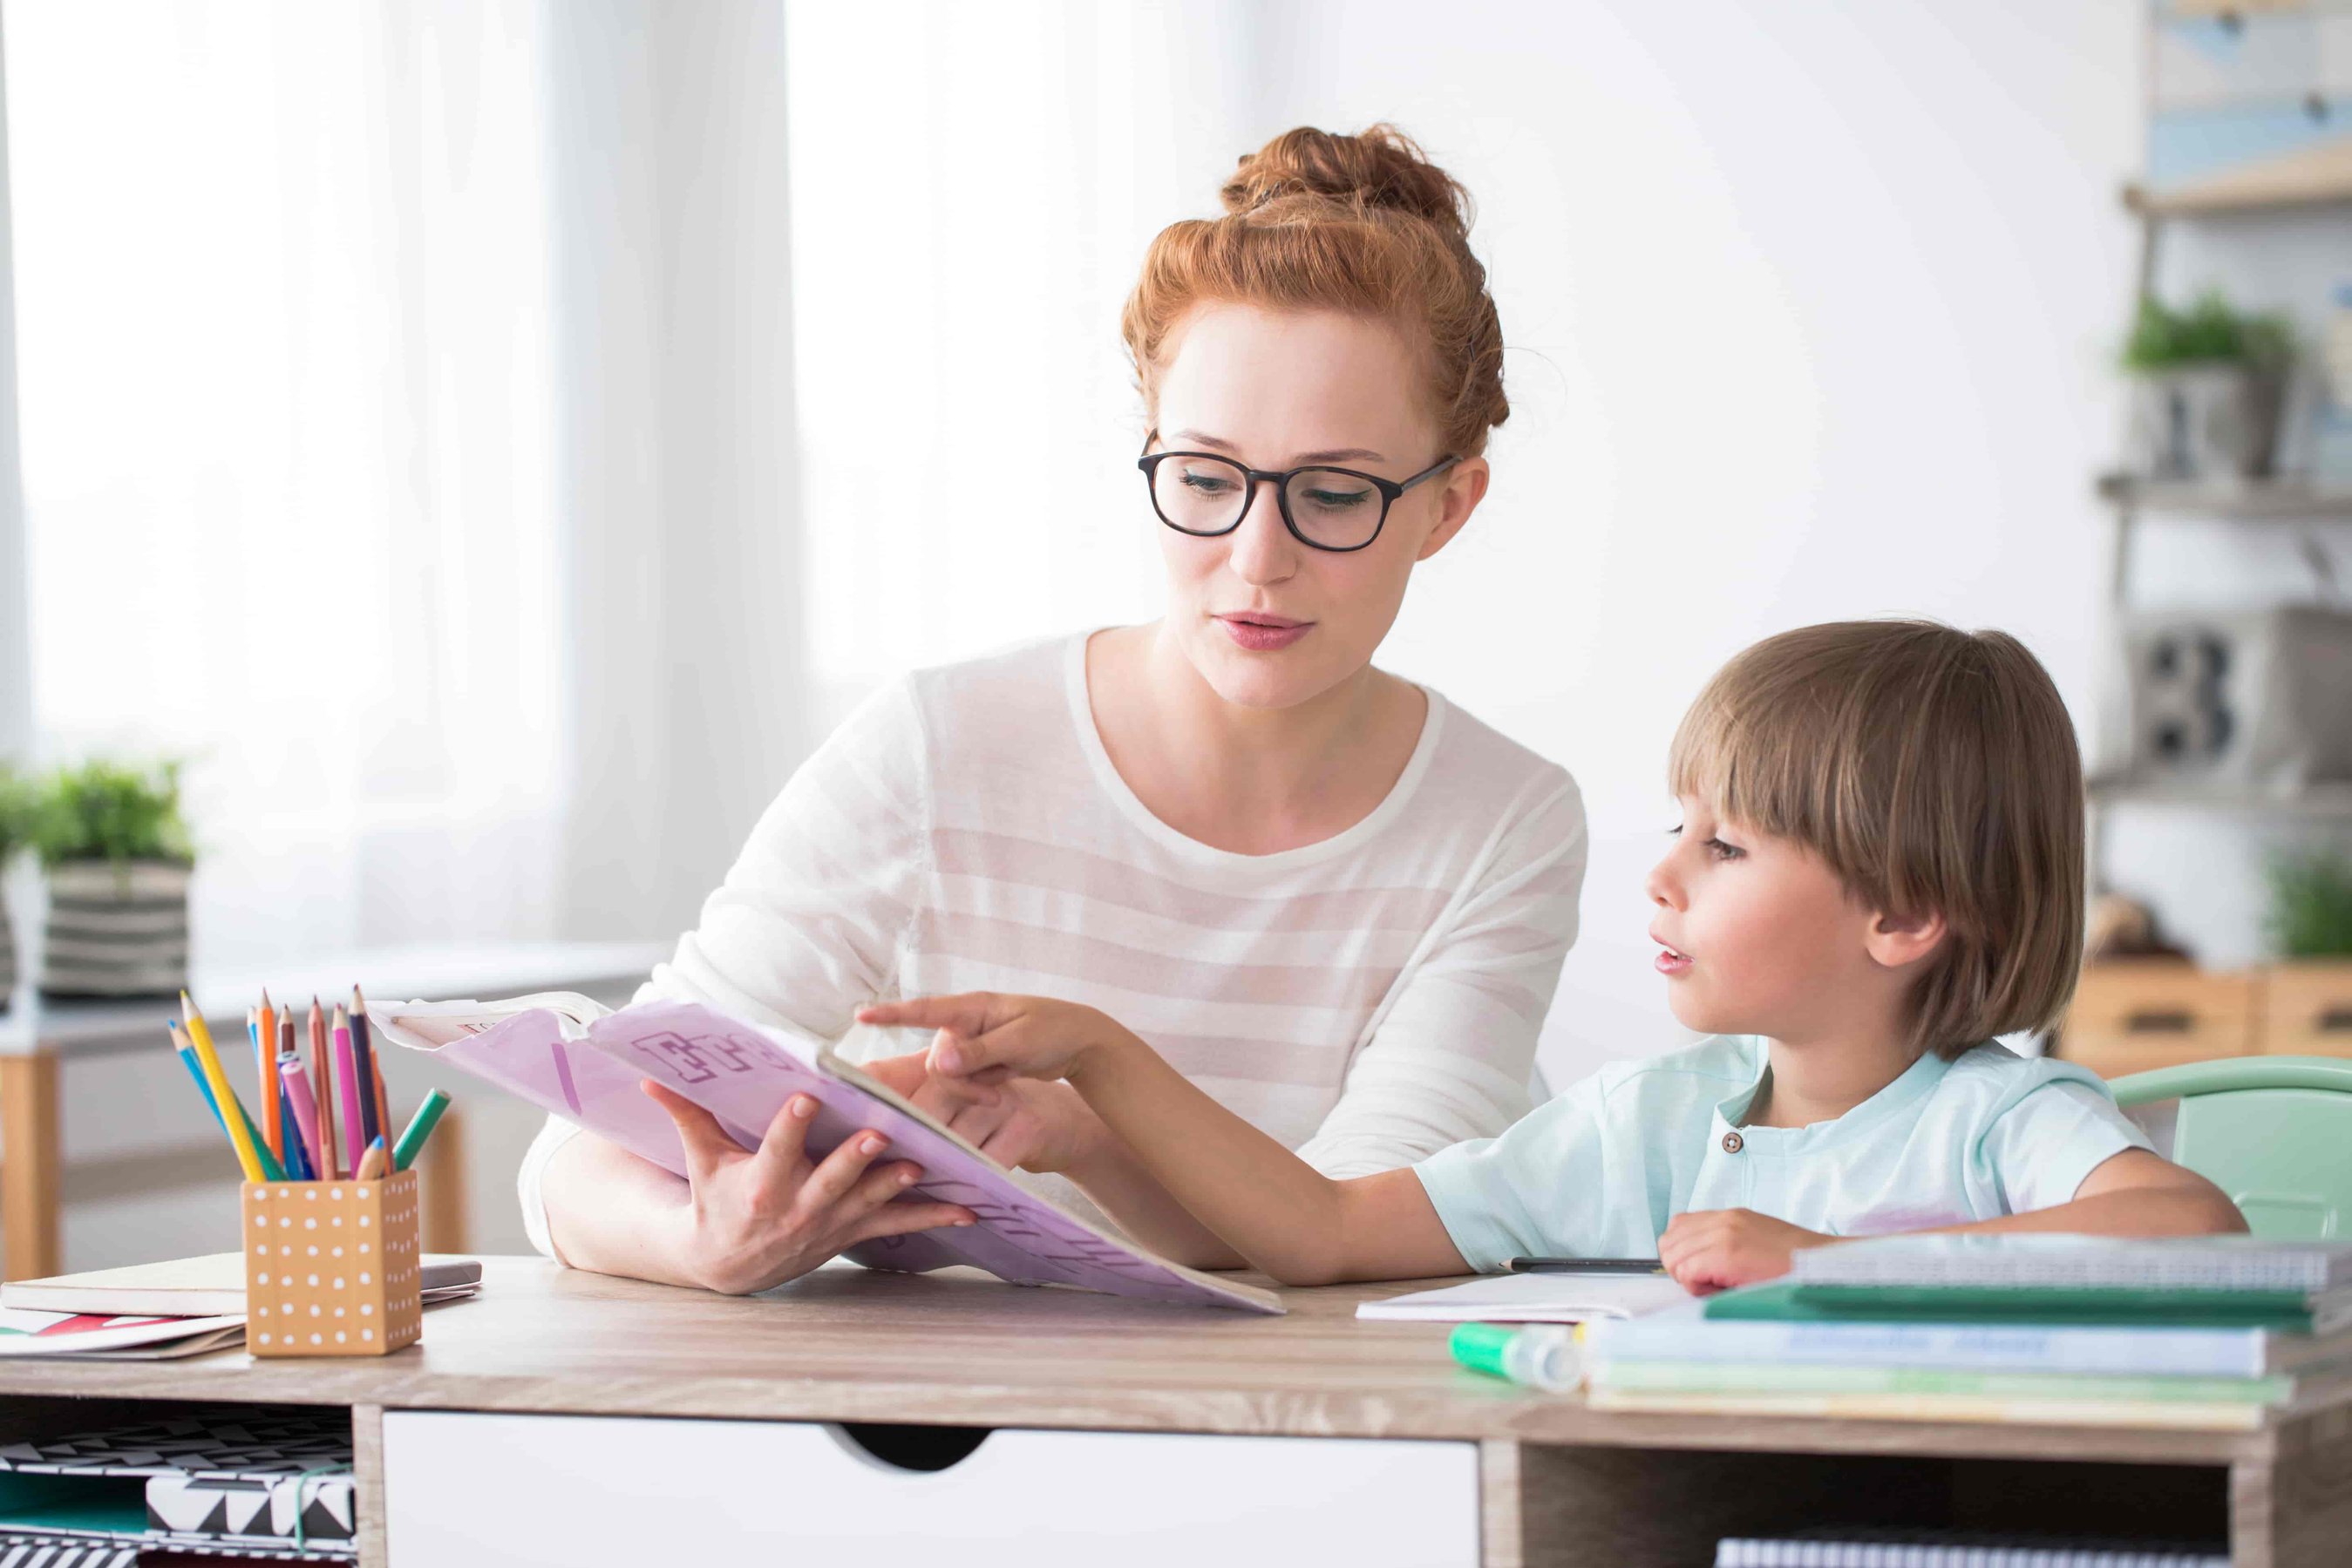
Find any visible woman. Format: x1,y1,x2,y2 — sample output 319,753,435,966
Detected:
525,124,1587,1293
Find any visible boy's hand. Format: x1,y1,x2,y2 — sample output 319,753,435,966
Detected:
1658,1208,1830,1294
855,993,1125,1086
859,1049,1111,1175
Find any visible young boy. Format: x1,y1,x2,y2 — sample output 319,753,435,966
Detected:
860,621,2245,1292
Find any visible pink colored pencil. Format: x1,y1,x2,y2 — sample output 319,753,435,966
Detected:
333,1004,364,1174
280,1049,325,1178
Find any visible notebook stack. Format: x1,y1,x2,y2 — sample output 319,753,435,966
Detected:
1710,1531,2226,1567
1583,1234,2352,1430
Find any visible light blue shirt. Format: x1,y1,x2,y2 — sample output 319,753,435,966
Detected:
1413,1035,2152,1273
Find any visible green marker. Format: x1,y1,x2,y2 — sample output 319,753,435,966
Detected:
1448,1323,1582,1392
391,1088,452,1172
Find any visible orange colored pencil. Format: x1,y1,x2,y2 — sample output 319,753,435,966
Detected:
309,994,339,1180
257,989,281,1167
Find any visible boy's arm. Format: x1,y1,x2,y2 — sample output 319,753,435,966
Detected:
857,994,1471,1285
1663,1150,2246,1293
1929,1148,2247,1238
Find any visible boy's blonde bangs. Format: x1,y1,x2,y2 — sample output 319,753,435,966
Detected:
1666,621,2087,1060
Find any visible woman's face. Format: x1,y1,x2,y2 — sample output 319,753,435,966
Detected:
1147,302,1487,711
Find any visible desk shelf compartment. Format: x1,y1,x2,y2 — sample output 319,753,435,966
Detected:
0,1404,354,1561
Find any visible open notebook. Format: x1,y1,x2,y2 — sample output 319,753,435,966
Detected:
370,994,1281,1314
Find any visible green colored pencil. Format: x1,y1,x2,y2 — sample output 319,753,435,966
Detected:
391,1088,452,1172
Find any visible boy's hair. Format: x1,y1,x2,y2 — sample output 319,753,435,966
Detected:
1667,621,2084,1060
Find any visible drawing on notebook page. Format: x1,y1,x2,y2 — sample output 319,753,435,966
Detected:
371,994,1281,1313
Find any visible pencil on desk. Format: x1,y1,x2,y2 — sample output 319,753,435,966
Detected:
167,1022,227,1135
281,1048,324,1180
276,1013,308,1177
258,989,282,1168
179,994,275,1184
350,985,385,1153
392,1088,450,1173
333,1003,365,1174
310,994,338,1180
173,1020,281,1176
246,1008,263,1160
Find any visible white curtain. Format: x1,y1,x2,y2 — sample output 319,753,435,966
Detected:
9,3,565,965
6,0,1269,968
6,0,804,964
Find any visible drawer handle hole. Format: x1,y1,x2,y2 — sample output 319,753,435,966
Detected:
2319,1008,2352,1034
832,1422,992,1474
2124,1010,2193,1035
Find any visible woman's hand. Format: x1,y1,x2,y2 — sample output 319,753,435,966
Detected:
640,1080,977,1296
855,993,1126,1087
1656,1208,1830,1295
863,1049,1112,1175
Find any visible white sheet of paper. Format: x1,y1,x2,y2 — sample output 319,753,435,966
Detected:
1356,1270,1691,1323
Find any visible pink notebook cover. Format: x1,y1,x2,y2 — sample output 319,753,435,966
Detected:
375,996,1281,1314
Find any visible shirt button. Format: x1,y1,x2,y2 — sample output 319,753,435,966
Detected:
1721,1130,1744,1153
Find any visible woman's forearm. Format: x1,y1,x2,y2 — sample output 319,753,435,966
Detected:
540,1132,699,1288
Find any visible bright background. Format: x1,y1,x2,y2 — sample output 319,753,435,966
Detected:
3,1,2348,1097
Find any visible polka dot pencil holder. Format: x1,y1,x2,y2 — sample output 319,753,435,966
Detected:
242,1173,424,1357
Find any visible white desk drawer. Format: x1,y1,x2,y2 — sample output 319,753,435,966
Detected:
382,1410,1478,1566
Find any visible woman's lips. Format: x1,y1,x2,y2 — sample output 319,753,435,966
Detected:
1218,614,1311,652
1654,943,1693,977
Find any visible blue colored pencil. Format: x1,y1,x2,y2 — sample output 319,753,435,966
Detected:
169,1022,228,1134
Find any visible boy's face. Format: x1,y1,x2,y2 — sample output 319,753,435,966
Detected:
1645,796,1898,1043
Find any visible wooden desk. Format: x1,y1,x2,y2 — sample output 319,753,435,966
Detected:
0,1259,2342,1566
0,941,664,1279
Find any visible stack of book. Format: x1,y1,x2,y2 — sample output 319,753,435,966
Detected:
1583,1234,2352,1430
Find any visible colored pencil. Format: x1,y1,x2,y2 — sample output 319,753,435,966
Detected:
356,987,391,1156
257,990,281,1167
391,1088,451,1172
182,992,268,1183
349,986,384,1153
167,1022,228,1136
280,1049,325,1180
356,1137,388,1181
333,1004,365,1174
309,995,338,1180
175,1021,282,1176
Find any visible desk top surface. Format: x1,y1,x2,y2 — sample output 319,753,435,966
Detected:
0,1257,2321,1466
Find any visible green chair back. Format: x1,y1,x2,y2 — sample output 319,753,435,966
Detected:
2108,1056,2352,1240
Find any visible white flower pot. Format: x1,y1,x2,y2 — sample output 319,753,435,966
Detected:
40,859,192,999
2124,363,2287,481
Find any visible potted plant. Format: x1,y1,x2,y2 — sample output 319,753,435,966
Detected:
0,765,31,1009
2121,288,2294,482
2263,852,2352,1060
30,758,196,999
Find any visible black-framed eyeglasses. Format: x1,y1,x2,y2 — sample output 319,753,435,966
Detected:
1137,439,1460,553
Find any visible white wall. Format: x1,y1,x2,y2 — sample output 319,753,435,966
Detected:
778,2,2352,1083
946,3,2153,1081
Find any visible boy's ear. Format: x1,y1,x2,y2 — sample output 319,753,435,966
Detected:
1864,906,1948,972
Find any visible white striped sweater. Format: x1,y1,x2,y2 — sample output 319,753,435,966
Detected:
520,631,1586,1256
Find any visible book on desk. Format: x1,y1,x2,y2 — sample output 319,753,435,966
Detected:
373,993,1282,1313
